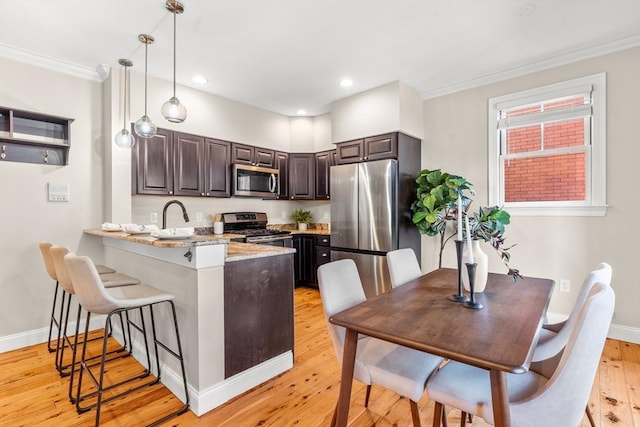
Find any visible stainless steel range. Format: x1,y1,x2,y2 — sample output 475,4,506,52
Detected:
222,212,293,247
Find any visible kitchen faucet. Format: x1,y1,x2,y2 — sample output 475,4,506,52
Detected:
162,199,190,229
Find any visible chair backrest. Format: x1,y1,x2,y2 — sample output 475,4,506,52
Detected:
386,248,422,288
50,245,74,294
39,242,57,281
64,254,121,314
317,259,366,364
534,262,612,361
512,282,615,427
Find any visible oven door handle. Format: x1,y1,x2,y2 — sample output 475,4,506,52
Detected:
247,235,292,244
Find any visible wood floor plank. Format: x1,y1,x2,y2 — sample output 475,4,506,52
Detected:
0,287,638,427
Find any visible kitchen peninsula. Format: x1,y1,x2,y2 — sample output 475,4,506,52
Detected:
83,229,295,416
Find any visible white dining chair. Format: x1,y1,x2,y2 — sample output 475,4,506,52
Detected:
426,282,615,427
317,259,444,427
386,248,422,288
533,262,612,362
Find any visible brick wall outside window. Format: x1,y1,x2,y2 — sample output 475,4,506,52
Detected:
504,119,586,202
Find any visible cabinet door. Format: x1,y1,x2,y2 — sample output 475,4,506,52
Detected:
365,133,397,161
231,142,254,165
288,153,315,200
292,235,302,284
314,150,332,200
336,139,364,164
254,147,275,168
275,151,289,199
135,128,174,195
301,236,316,285
205,138,231,197
173,132,205,196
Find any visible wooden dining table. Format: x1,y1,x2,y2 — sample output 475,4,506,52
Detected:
329,267,555,427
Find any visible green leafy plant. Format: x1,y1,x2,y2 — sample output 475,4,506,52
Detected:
291,209,312,225
467,206,521,281
411,169,474,267
410,168,520,281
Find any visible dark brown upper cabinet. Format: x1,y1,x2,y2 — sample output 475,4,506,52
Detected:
288,153,315,200
133,129,231,197
336,132,398,164
314,149,336,200
231,142,275,168
173,132,205,196
0,106,73,166
274,151,289,200
204,138,231,197
134,128,174,195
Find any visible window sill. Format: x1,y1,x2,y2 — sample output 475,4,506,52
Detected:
504,205,608,217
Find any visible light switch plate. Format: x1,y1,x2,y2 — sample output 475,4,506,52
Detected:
48,183,70,202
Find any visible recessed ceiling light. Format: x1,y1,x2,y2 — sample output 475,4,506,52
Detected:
296,109,307,116
339,79,353,88
192,75,208,84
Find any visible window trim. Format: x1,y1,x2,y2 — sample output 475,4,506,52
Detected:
488,73,607,217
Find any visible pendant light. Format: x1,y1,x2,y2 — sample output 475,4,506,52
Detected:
134,34,157,138
161,0,187,123
114,59,136,148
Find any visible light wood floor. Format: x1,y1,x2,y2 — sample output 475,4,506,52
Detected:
1,287,639,426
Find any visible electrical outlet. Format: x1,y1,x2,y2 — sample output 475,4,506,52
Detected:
196,212,203,222
560,279,571,293
150,212,158,224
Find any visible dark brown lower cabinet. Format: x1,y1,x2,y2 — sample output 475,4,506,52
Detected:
293,234,331,289
224,254,294,378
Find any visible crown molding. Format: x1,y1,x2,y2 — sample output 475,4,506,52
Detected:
0,42,109,82
421,34,640,100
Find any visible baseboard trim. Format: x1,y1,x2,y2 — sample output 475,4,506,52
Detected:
126,334,293,416
0,314,106,354
609,323,640,344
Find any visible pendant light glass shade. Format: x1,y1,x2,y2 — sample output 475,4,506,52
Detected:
114,58,136,148
161,96,187,123
134,34,157,139
162,1,187,123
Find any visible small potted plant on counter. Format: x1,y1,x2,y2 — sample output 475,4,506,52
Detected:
291,209,313,231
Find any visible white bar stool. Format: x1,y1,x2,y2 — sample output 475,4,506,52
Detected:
49,245,140,402
39,242,118,355
64,253,189,426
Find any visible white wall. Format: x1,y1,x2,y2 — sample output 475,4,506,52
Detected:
0,58,105,338
421,46,640,334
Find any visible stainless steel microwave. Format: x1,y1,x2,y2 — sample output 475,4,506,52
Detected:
232,164,279,197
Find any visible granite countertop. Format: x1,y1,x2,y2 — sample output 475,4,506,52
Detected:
288,229,331,236
84,228,296,261
226,242,296,262
84,229,240,248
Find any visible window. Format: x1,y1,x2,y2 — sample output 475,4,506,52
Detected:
488,73,606,216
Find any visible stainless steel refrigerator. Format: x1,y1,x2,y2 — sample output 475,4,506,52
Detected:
330,158,420,298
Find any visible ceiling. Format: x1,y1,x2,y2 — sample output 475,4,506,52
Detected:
1,0,640,117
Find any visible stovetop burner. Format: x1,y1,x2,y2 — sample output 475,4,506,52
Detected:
221,212,291,237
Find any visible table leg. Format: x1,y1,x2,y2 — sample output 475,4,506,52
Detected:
490,369,511,427
333,328,358,427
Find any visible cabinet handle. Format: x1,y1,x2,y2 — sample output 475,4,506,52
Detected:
169,191,173,195
206,193,210,196
364,156,368,160
43,149,49,163
201,193,205,196
290,196,294,200
0,145,5,160
322,253,327,257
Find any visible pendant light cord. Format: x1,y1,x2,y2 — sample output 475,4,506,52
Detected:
123,65,128,129
144,40,148,116
172,9,177,97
